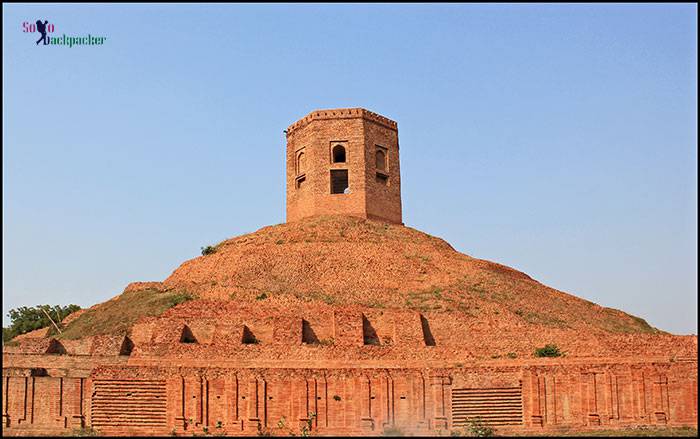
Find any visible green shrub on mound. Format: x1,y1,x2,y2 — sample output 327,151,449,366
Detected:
534,344,562,358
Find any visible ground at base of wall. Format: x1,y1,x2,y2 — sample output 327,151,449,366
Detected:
3,426,697,437
504,426,698,437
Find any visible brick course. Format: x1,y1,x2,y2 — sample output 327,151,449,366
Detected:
2,355,697,436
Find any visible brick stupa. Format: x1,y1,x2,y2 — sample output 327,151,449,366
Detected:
2,108,697,437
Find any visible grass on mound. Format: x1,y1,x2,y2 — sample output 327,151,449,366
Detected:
58,289,193,340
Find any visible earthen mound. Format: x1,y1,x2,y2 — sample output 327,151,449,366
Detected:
161,215,654,336
14,215,689,362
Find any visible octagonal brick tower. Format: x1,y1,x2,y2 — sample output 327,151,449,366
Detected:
286,108,402,224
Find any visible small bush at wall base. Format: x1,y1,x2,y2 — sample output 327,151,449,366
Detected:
300,412,316,437
256,424,272,436
534,344,562,357
467,417,494,437
67,426,99,436
450,417,494,437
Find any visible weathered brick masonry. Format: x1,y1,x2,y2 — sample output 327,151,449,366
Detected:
286,108,402,224
2,333,697,436
2,109,697,436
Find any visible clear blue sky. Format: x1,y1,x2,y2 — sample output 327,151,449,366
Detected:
3,4,697,334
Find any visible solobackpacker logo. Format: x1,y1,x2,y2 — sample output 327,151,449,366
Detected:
23,20,107,47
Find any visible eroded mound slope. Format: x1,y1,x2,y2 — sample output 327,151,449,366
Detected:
159,215,655,335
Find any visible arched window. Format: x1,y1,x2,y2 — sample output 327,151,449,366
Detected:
332,144,346,163
296,151,306,175
376,149,386,171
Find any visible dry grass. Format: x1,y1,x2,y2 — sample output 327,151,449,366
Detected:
58,288,192,339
